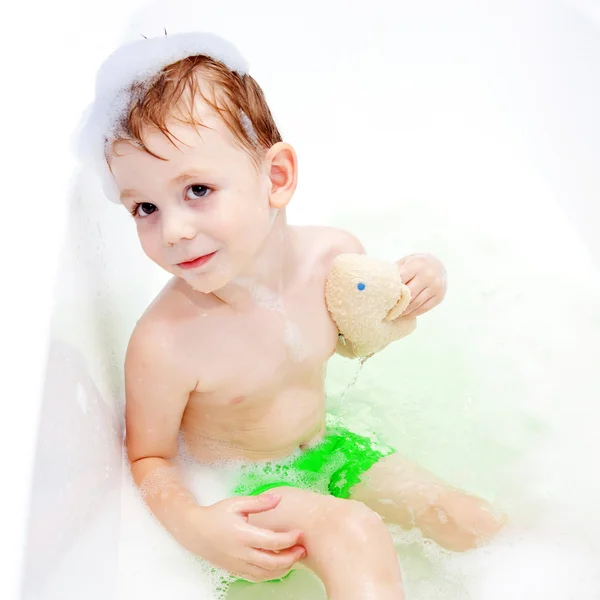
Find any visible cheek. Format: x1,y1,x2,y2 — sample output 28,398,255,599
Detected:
218,192,270,237
228,206,272,252
137,225,164,262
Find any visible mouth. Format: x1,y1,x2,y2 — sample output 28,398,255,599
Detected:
177,251,218,270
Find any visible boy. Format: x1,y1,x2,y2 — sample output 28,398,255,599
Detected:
87,32,505,599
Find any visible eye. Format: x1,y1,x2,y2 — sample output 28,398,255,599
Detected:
133,202,157,217
357,282,366,291
185,185,211,200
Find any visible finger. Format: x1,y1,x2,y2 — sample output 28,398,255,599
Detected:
397,253,435,284
402,289,431,316
247,546,306,572
399,253,446,286
231,494,282,516
243,524,304,551
234,566,268,584
404,279,427,312
398,260,419,285
402,288,434,317
407,296,438,318
242,565,292,583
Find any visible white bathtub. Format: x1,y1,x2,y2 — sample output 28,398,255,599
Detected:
6,1,600,599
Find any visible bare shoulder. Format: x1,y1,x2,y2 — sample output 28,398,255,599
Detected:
293,225,365,269
323,226,365,257
125,278,201,383
125,281,201,462
126,309,172,368
128,284,173,357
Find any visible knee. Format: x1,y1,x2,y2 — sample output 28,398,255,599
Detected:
300,498,397,577
320,498,387,540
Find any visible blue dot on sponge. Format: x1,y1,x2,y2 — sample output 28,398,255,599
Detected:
357,282,366,291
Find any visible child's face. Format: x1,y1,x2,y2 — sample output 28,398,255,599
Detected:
109,100,276,293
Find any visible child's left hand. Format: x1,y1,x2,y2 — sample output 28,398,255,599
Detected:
396,253,447,318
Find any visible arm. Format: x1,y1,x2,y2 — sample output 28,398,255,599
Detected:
125,322,201,552
125,320,306,578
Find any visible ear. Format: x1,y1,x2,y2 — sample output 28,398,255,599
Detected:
264,142,298,209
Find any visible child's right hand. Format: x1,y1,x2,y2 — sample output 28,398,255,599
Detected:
193,493,306,582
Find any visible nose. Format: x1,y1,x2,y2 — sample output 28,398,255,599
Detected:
161,207,197,246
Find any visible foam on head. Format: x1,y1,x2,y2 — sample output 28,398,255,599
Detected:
75,31,250,203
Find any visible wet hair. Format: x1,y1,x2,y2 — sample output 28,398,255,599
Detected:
109,54,283,167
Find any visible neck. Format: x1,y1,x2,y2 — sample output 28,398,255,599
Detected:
212,209,295,311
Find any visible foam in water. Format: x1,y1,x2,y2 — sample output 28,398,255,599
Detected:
138,465,180,501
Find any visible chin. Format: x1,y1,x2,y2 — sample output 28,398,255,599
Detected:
180,266,234,294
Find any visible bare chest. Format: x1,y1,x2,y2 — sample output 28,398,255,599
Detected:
190,287,339,404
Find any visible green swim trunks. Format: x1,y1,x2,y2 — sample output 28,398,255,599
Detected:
232,414,396,500
222,415,396,587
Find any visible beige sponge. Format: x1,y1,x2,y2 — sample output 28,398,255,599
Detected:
325,253,417,358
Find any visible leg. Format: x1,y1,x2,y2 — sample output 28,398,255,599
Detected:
247,486,404,600
349,454,507,552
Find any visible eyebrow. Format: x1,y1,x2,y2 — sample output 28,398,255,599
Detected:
119,170,214,201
